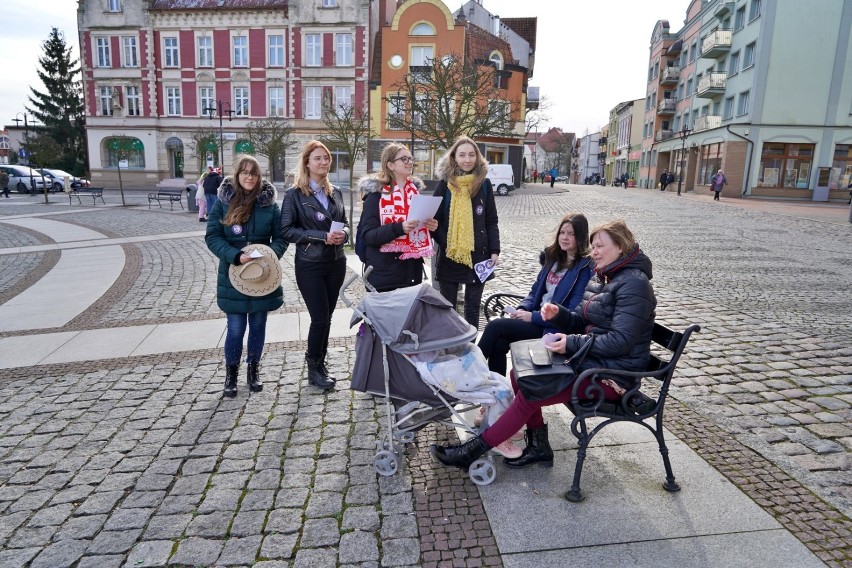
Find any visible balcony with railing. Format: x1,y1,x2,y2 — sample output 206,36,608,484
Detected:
655,129,673,142
701,30,732,58
659,65,679,85
526,85,540,110
696,72,727,98
714,1,735,18
657,98,676,115
693,114,722,132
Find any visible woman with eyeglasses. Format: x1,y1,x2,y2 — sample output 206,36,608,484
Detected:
355,143,438,292
206,155,287,398
281,140,350,391
433,136,500,329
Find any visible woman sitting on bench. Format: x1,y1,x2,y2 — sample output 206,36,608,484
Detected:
477,212,594,377
431,219,656,470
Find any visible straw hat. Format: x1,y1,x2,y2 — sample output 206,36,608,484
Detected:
228,244,282,297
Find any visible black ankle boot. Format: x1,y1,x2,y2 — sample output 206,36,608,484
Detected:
223,365,238,398
503,425,553,468
318,357,336,383
430,435,490,470
247,361,263,392
306,357,334,390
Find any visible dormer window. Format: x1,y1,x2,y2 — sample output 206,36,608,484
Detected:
489,51,503,70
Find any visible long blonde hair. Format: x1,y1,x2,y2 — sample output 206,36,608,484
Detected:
222,155,262,225
376,142,410,189
294,140,332,197
436,136,488,195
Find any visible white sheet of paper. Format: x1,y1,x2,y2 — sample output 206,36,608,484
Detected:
406,195,443,226
330,221,345,232
249,249,264,258
474,259,496,283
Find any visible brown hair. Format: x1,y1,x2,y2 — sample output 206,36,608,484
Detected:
589,219,636,257
294,140,332,197
544,212,590,269
222,155,262,225
377,142,411,189
438,135,488,195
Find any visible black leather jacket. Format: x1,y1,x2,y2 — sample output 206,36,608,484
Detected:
280,184,350,262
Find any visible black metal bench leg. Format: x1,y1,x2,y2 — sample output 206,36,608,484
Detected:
565,438,588,502
655,415,680,492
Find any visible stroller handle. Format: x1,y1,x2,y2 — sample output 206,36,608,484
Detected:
341,265,374,308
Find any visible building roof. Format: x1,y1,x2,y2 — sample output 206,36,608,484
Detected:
465,22,515,65
500,17,537,52
149,0,287,9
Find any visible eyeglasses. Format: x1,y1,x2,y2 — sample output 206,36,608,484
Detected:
393,156,414,164
239,170,259,178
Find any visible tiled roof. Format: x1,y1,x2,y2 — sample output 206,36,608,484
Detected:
149,0,287,9
465,22,514,65
500,17,537,52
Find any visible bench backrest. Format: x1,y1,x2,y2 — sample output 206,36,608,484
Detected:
645,322,700,384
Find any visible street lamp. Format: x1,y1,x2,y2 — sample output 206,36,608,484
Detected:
676,124,691,196
204,100,234,169
11,112,31,166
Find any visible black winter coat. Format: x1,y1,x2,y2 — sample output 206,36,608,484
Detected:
432,179,500,284
550,244,656,377
280,184,349,263
357,175,427,292
205,178,286,314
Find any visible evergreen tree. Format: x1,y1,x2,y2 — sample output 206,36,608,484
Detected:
27,28,87,175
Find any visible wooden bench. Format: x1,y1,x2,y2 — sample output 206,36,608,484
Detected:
68,187,105,205
482,292,700,502
147,189,184,210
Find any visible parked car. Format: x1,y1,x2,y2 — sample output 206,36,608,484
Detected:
487,164,515,196
0,165,49,193
35,168,91,192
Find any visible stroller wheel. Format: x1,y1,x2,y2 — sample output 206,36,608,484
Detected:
397,432,415,444
374,450,399,477
468,456,497,486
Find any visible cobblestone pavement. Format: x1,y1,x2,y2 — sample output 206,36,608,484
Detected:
1,186,851,566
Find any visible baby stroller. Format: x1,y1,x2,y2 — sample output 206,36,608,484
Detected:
342,271,502,486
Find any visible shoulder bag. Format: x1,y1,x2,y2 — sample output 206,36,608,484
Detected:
510,336,595,401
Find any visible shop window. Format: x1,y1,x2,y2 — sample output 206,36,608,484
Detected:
757,142,814,188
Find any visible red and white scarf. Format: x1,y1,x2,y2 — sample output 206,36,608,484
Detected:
378,178,434,260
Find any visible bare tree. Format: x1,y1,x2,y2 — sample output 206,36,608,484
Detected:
385,52,520,150
524,94,551,139
185,127,220,177
320,102,373,217
539,128,574,176
106,134,139,206
244,117,299,182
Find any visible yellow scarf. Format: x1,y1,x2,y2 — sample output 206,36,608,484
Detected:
446,174,475,267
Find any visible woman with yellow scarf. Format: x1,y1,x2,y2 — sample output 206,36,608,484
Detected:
433,136,501,328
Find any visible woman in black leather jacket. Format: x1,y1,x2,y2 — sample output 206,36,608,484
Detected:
430,219,656,473
280,140,350,390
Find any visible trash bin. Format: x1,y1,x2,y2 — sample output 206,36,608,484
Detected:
186,184,198,213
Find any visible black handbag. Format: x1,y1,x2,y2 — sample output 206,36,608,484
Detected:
510,336,595,401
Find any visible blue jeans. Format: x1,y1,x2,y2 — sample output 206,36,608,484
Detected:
205,193,217,216
224,311,269,366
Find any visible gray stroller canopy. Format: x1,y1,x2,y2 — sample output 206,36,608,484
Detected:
351,284,477,354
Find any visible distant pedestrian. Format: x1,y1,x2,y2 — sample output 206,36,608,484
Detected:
659,170,668,191
666,171,675,189
0,170,9,198
531,169,538,184
539,172,544,184
202,165,222,215
711,169,727,201
549,166,557,188
195,184,207,222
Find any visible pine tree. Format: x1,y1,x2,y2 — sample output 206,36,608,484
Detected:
27,28,87,175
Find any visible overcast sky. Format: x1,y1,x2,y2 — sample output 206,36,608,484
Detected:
1,0,688,138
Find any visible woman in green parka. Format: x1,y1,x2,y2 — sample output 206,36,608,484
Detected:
205,155,287,398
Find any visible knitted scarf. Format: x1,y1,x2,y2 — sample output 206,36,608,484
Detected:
378,178,434,260
446,174,475,267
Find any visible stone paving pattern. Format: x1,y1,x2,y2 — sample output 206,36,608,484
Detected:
1,186,851,566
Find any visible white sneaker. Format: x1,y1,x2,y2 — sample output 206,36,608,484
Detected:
493,439,523,459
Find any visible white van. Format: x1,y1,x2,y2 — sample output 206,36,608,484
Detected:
0,165,49,193
487,164,515,196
